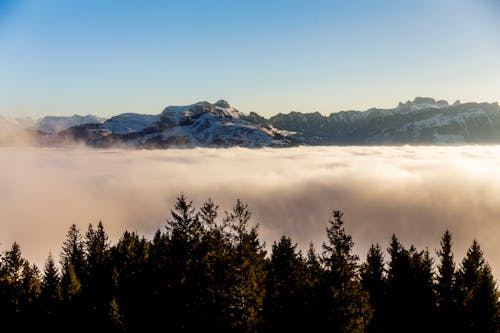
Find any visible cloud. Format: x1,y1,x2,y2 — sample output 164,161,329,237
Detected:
1,145,500,278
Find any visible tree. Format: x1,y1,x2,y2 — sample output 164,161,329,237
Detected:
84,222,113,327
163,194,206,330
224,199,267,332
303,243,324,331
263,235,308,332
436,230,459,331
0,243,41,329
197,198,233,331
457,240,500,333
386,235,436,333
167,193,202,243
112,230,151,331
60,224,86,281
59,224,85,328
361,243,386,333
41,253,61,328
321,210,372,333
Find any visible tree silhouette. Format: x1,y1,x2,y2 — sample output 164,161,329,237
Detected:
457,240,500,333
0,195,498,332
263,235,308,332
321,210,372,333
361,243,386,333
436,230,459,332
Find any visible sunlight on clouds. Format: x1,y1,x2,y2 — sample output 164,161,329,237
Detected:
1,146,500,279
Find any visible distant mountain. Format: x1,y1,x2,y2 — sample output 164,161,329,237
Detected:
269,97,500,144
4,97,500,147
36,114,105,133
53,100,296,148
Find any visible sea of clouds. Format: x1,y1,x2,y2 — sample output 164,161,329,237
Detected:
1,145,500,278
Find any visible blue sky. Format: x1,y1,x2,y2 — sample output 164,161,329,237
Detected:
0,0,499,118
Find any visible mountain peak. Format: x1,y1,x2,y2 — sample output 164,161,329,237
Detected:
413,97,436,104
214,100,231,108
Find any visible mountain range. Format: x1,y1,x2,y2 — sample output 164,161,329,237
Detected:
2,97,500,147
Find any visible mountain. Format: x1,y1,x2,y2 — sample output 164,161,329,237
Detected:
5,97,500,147
54,100,297,148
36,114,105,133
269,97,500,144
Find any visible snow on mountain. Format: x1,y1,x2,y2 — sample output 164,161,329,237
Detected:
132,100,293,147
57,100,296,148
37,115,104,133
101,113,160,134
23,97,500,147
269,98,500,144
159,100,245,127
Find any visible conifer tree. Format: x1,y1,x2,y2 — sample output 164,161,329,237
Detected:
112,231,151,331
303,243,324,331
224,199,267,332
41,253,61,327
386,235,411,333
59,224,86,328
361,243,386,333
436,230,459,331
386,236,437,333
84,222,113,327
0,243,27,324
321,210,372,333
457,240,500,333
164,194,206,330
198,198,232,330
263,235,308,332
60,224,86,281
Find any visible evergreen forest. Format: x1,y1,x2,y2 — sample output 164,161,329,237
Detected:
0,195,499,332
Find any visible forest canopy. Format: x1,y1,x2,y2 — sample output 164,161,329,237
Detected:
0,195,499,332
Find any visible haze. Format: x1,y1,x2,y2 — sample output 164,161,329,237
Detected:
1,145,499,277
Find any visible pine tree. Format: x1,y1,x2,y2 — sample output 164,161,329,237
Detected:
303,243,324,331
59,224,85,329
198,198,233,330
386,236,437,333
436,230,459,332
84,222,113,327
224,199,267,332
112,230,151,331
263,235,308,332
41,253,61,328
19,261,41,329
321,210,372,333
361,243,386,333
60,224,86,281
457,240,500,333
164,194,206,330
385,234,411,333
1,242,27,322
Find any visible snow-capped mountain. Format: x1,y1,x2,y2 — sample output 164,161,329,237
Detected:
101,113,160,134
269,97,500,144
56,100,296,148
36,114,105,133
6,97,500,147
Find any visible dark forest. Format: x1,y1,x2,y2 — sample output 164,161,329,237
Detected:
0,195,499,332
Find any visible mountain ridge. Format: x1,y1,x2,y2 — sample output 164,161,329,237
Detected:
2,97,500,147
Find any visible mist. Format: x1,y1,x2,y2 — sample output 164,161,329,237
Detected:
1,145,500,278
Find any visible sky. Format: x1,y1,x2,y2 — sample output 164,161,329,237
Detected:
0,0,499,118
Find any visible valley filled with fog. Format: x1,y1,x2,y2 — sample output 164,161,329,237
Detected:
1,145,500,277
